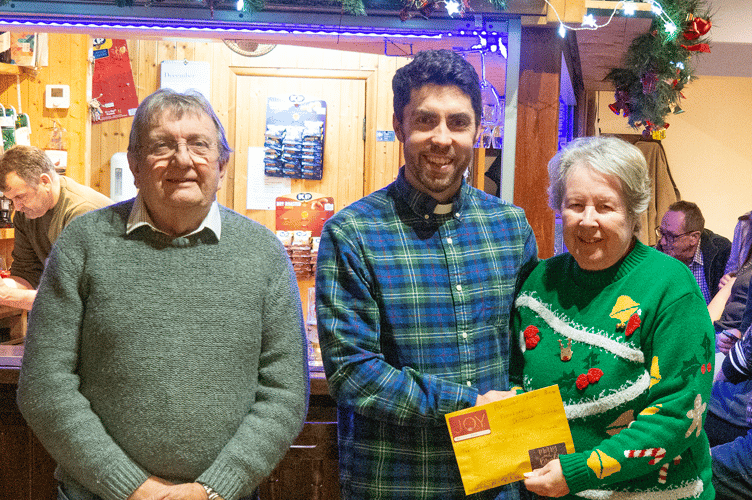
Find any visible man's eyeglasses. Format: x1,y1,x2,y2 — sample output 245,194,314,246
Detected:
655,227,694,243
145,139,217,160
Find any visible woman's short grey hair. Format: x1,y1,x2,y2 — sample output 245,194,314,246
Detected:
127,88,232,166
548,136,651,230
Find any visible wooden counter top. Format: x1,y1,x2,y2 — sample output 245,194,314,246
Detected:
0,344,22,384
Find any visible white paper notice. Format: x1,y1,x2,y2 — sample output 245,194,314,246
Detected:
246,147,291,210
160,60,211,100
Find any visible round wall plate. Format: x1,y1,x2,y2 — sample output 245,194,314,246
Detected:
222,40,276,57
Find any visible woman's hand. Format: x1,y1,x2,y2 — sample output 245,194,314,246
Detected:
475,390,516,406
524,459,570,498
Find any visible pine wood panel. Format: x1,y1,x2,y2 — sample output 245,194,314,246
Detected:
0,34,89,185
90,40,410,228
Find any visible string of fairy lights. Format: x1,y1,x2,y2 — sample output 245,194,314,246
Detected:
545,0,680,40
232,0,673,40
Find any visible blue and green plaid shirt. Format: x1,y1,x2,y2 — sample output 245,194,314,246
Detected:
316,168,537,499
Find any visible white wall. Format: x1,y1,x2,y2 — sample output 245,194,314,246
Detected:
596,75,752,239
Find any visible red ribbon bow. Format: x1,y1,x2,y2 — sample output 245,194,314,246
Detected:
684,17,712,40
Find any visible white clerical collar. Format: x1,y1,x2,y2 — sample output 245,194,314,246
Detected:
433,203,453,215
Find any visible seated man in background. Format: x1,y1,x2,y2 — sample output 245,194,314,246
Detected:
17,89,309,500
0,145,112,310
656,200,730,303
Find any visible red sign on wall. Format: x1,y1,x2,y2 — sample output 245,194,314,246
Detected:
91,39,139,122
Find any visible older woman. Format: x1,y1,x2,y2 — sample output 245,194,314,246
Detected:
511,136,715,499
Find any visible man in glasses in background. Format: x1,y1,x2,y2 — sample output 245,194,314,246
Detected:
0,145,112,310
17,88,309,500
656,200,731,304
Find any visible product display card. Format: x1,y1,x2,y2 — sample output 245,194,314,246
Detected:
263,95,326,180
275,192,334,237
445,385,575,495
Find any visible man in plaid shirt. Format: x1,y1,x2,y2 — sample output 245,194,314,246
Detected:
315,49,537,499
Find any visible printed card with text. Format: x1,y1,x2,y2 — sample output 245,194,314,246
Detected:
445,385,575,495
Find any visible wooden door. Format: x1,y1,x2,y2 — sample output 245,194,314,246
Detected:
230,68,370,231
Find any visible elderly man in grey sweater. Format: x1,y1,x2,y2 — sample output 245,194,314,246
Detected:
17,88,309,500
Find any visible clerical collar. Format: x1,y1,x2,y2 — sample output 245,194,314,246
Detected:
433,203,453,214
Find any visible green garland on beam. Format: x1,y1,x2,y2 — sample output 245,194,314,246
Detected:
605,0,712,138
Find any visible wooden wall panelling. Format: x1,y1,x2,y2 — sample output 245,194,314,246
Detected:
210,42,235,207
514,27,562,259
367,54,406,195
0,34,89,186
89,41,412,228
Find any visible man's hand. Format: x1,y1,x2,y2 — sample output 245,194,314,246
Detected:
718,329,742,355
524,458,570,497
127,477,207,500
0,276,36,310
475,390,516,406
718,273,736,289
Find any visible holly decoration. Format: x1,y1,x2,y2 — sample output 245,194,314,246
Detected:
576,368,604,390
523,325,540,349
605,0,712,137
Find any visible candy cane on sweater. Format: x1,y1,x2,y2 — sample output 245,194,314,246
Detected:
624,448,666,465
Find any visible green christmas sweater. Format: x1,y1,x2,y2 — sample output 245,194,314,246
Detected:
510,241,714,500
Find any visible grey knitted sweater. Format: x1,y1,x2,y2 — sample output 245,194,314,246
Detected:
17,200,309,500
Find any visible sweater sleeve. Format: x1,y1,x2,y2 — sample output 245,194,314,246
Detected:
559,289,715,493
196,256,309,499
16,231,151,500
9,213,45,289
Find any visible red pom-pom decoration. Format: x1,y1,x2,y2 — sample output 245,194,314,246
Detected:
587,368,604,384
523,325,540,349
576,374,590,390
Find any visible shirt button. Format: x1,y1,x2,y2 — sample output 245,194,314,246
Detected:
462,332,468,339
456,284,462,292
466,381,472,387
447,237,453,244
424,214,430,220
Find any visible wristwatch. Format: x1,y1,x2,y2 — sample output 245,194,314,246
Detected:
198,482,226,500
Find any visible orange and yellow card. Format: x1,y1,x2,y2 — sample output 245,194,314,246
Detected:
445,385,575,495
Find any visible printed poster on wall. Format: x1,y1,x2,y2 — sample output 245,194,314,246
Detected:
263,95,326,181
91,39,139,122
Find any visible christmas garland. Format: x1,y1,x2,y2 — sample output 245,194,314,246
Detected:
605,0,712,138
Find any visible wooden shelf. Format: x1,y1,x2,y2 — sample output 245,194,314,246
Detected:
0,63,21,76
